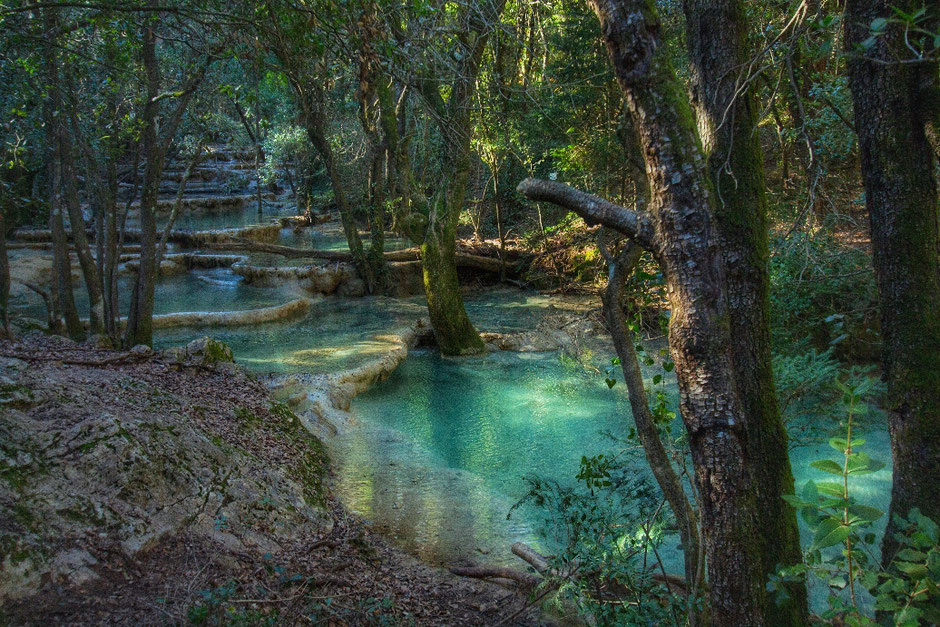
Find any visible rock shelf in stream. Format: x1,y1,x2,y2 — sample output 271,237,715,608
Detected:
266,318,434,438
150,297,314,329
82,297,315,331
12,222,280,246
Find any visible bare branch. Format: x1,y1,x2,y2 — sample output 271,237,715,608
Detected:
516,178,654,248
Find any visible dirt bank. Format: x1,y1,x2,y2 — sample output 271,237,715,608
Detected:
0,334,540,625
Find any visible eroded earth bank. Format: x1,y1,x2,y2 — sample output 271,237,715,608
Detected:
0,333,541,625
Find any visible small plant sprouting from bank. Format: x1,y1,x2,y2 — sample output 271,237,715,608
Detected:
770,379,940,625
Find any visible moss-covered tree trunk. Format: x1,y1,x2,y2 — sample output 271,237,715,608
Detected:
845,0,940,563
519,0,801,620
408,0,505,355
356,11,389,291
684,1,806,620
421,202,484,355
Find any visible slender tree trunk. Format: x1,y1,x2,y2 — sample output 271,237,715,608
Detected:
125,13,160,348
49,172,83,340
124,6,206,347
684,1,806,620
600,235,703,621
0,206,11,339
493,170,507,282
295,83,374,290
356,14,389,291
61,127,105,336
42,9,82,340
156,147,205,268
845,0,940,563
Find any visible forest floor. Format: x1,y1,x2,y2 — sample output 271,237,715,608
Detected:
0,334,542,625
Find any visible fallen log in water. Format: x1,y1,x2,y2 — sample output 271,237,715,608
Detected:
204,239,512,275
13,223,280,246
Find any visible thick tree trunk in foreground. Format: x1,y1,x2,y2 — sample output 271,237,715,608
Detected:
408,0,505,355
845,0,940,563
519,0,794,621
684,1,805,620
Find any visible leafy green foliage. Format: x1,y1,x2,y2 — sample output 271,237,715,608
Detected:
773,347,883,445
769,228,879,357
771,380,939,625
513,450,691,625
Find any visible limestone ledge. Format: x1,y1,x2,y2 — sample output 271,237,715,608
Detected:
265,318,433,439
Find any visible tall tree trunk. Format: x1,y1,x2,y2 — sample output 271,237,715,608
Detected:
294,82,374,290
845,0,940,563
411,0,506,355
356,12,389,291
0,206,11,340
124,5,206,347
518,0,794,620
684,0,806,620
493,171,507,282
125,13,160,348
61,125,105,336
42,9,82,340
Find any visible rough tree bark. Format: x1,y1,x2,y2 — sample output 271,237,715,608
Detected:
42,9,82,340
124,13,160,348
356,4,390,290
517,0,797,621
683,0,806,620
844,0,940,563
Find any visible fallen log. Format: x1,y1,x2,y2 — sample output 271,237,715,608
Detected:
511,542,552,574
204,239,511,275
447,566,541,588
449,540,689,600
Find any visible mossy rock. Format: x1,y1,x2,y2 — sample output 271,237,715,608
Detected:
184,337,234,364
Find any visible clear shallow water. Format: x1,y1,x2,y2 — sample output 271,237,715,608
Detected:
331,349,646,565
12,267,298,322
153,288,582,374
337,349,892,589
154,296,427,373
